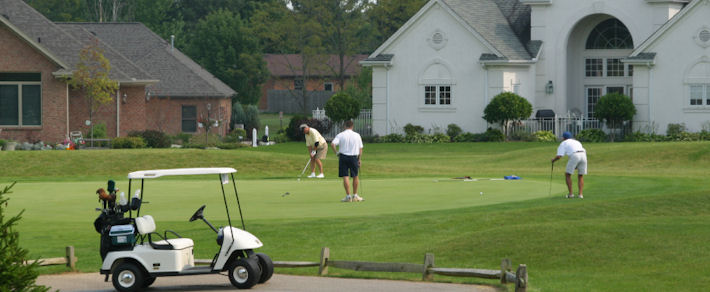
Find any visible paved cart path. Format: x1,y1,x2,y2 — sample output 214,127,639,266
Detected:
37,272,500,292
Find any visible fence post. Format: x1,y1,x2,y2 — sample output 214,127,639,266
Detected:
319,247,330,276
515,264,527,292
500,258,512,284
422,253,434,281
65,246,76,270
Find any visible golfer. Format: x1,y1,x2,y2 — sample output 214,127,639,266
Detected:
551,131,587,199
300,124,327,178
330,120,364,202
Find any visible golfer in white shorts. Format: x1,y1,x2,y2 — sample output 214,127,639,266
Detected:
551,131,587,199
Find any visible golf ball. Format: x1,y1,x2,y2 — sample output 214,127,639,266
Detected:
480,192,483,195
297,178,301,181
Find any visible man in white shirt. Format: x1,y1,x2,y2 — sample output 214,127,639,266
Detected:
551,131,587,199
300,124,327,178
330,120,364,202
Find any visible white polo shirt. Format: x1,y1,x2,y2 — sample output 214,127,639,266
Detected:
331,129,363,156
557,139,585,156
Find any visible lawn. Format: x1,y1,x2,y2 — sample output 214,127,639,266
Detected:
2,142,710,291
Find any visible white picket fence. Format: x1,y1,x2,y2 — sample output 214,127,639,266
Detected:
312,108,372,139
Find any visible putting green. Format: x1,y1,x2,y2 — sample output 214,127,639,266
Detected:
7,177,559,223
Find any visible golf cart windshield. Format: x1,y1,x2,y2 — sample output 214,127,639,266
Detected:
127,168,237,179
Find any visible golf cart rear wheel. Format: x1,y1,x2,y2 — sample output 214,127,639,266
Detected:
228,258,261,289
142,276,156,288
112,262,145,292
255,253,274,283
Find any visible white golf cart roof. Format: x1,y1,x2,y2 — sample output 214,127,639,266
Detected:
127,167,237,179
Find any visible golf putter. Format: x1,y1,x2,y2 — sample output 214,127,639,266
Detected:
298,158,311,181
548,162,554,197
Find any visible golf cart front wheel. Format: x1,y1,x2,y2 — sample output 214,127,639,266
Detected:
255,253,274,283
228,258,261,289
112,262,145,292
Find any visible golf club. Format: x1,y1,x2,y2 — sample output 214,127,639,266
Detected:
548,162,554,196
297,158,311,181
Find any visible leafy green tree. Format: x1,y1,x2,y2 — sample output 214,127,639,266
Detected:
0,183,50,292
25,0,88,21
186,9,268,105
67,38,119,141
483,92,533,139
594,93,636,142
325,92,360,123
342,66,372,109
126,0,186,46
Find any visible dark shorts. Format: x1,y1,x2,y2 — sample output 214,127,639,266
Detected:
338,154,359,177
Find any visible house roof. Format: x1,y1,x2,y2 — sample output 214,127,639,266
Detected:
0,0,235,99
368,0,537,63
58,23,235,98
264,54,368,77
631,0,703,58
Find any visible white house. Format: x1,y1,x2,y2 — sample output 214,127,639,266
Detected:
361,0,710,135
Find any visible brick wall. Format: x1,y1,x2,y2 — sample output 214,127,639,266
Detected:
145,97,231,136
0,25,69,143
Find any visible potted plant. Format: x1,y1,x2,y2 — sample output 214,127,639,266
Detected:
4,140,17,151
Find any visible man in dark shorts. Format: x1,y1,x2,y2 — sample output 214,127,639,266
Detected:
330,120,364,202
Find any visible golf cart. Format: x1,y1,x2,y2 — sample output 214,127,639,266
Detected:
93,168,274,291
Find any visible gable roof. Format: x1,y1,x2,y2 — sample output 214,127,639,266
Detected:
265,54,368,78
368,0,535,62
0,0,153,82
631,0,704,57
58,23,235,98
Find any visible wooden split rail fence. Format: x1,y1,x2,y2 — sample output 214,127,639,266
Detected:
23,246,78,270
204,247,528,291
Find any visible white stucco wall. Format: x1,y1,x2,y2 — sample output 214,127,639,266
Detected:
637,2,710,132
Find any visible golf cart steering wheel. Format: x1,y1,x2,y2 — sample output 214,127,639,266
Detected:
189,205,206,222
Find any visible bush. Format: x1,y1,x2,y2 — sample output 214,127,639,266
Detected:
171,132,192,145
405,133,434,144
510,130,535,142
432,133,450,143
483,92,533,138
378,134,405,143
325,92,360,122
666,123,687,139
403,123,424,136
446,124,462,140
533,130,557,142
223,129,247,143
129,130,170,148
243,105,261,134
285,115,332,142
0,139,6,149
112,137,146,149
453,132,481,142
576,129,607,142
624,131,666,142
230,102,247,130
483,128,505,142
187,133,221,148
0,183,50,292
270,131,289,143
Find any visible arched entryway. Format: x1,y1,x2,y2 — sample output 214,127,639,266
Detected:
566,15,633,119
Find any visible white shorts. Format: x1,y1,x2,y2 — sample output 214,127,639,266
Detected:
566,152,587,175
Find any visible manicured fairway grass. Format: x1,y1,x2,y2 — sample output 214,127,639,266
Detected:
2,142,710,291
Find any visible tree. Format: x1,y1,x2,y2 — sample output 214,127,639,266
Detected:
25,0,88,21
342,66,372,109
0,183,50,292
325,92,360,123
483,92,533,139
364,0,427,52
186,9,268,105
594,93,636,142
67,39,119,142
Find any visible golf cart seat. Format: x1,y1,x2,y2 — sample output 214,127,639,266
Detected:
135,215,194,250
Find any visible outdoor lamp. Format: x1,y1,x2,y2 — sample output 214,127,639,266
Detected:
545,80,554,94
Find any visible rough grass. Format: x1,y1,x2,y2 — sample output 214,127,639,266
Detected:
2,141,710,291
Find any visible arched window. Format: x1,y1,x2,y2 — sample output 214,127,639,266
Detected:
585,18,633,49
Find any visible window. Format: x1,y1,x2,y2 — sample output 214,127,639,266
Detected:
628,65,633,77
324,82,333,92
586,87,602,119
586,59,603,77
294,79,304,90
181,105,197,132
607,59,624,77
586,18,633,49
424,85,452,106
689,85,709,106
0,73,41,126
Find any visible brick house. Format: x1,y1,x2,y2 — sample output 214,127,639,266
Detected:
0,0,234,144
260,54,367,113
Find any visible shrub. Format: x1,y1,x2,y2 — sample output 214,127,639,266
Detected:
171,132,192,145
533,130,557,142
0,183,50,292
325,92,360,122
129,130,170,148
576,129,607,142
403,123,424,136
624,131,666,142
188,133,221,148
230,102,247,130
483,128,505,142
446,124,462,140
223,128,247,143
595,93,636,141
270,131,289,143
112,137,146,149
0,139,6,149
483,92,533,138
510,130,535,142
378,134,405,143
406,133,434,144
285,115,331,142
432,133,450,143
243,105,261,135
666,123,687,140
